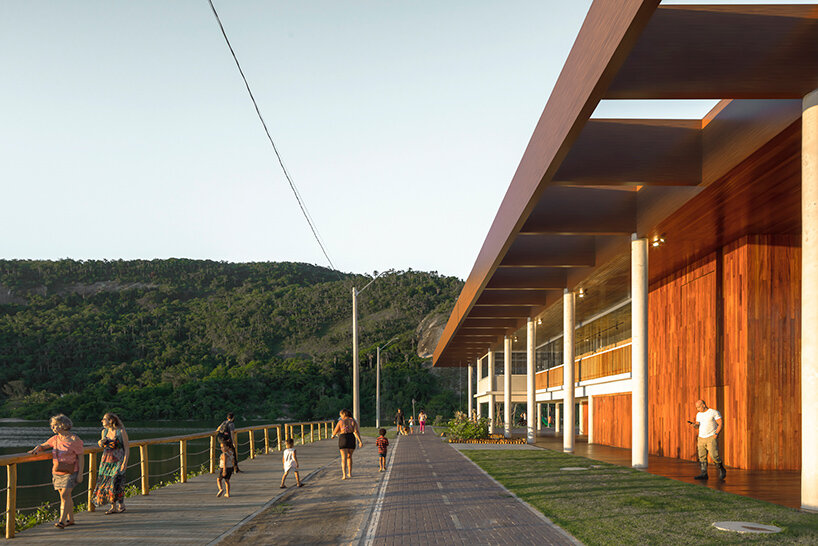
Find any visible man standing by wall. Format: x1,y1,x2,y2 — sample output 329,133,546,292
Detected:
689,400,726,481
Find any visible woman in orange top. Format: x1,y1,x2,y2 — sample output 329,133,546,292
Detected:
29,414,84,529
331,409,363,479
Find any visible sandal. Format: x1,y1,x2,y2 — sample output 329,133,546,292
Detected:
65,521,75,527
54,522,65,529
105,508,118,515
117,506,126,513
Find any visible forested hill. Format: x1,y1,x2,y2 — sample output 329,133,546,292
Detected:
0,259,464,424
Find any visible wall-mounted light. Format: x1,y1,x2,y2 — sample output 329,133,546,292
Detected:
651,235,666,247
513,335,518,342
578,287,586,298
537,317,542,325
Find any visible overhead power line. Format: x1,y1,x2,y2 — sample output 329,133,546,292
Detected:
207,0,336,271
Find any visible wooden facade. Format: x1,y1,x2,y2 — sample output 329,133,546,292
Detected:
592,393,631,449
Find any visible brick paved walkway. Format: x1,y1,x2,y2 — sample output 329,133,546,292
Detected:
366,431,580,545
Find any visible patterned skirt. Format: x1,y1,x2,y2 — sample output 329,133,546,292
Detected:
92,448,125,506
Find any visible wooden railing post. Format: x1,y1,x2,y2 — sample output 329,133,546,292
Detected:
180,440,188,483
276,426,282,451
5,463,16,539
264,428,270,454
139,445,149,495
300,424,305,445
87,451,98,512
209,435,216,474
249,430,256,459
310,423,315,443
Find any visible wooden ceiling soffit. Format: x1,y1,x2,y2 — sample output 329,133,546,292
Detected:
521,186,637,235
552,119,701,186
432,0,661,368
606,4,818,99
461,318,521,329
485,268,566,289
458,327,510,337
469,305,537,318
476,289,553,306
501,234,596,267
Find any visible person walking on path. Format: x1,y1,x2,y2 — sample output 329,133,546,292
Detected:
394,408,405,436
216,440,234,497
376,428,389,472
92,412,129,514
28,414,84,529
418,410,427,434
216,412,241,473
280,438,303,488
331,409,363,480
689,399,726,480
408,415,415,434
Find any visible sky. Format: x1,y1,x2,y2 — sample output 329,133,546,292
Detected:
1,1,803,279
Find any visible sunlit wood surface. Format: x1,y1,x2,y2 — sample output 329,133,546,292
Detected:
535,433,800,510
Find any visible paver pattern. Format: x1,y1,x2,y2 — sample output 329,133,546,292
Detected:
14,439,341,545
369,431,579,545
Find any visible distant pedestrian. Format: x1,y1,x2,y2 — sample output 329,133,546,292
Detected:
216,412,241,473
331,409,363,479
280,438,303,488
408,416,415,434
92,412,129,514
28,414,84,529
376,428,389,472
688,399,726,481
418,411,427,434
216,440,234,497
394,408,405,435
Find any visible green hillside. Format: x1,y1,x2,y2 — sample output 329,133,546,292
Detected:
0,259,463,424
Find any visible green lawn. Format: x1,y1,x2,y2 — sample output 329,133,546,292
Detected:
463,449,818,545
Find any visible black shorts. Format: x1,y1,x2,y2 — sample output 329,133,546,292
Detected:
221,467,233,480
379,453,386,459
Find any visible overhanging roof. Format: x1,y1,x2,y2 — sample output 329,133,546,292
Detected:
433,2,817,366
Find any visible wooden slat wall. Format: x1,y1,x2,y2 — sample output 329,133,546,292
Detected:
578,343,632,381
592,393,631,449
744,235,801,470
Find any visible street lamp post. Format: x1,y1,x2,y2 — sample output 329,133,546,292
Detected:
376,336,399,429
352,269,393,423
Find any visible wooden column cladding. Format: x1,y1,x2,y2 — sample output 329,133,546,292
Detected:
593,393,631,449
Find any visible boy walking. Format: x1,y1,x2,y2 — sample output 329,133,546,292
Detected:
280,438,303,488
217,441,234,497
376,428,389,472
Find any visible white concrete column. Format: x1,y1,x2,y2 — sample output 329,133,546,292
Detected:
555,403,561,434
526,318,536,444
477,400,482,418
588,395,595,445
563,289,575,452
537,403,542,432
504,335,512,438
632,233,649,468
802,88,818,512
487,350,495,434
468,363,474,418
579,401,585,435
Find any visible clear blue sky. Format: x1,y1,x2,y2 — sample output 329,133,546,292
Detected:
0,1,796,279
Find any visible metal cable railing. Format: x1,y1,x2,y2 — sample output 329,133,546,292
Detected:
148,453,180,465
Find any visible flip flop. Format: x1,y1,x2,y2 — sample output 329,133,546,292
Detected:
54,522,65,529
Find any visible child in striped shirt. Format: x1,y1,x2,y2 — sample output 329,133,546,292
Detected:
376,428,389,472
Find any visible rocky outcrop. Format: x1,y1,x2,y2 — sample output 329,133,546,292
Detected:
416,310,449,359
0,284,26,305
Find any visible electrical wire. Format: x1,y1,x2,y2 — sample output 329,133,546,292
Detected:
207,0,336,270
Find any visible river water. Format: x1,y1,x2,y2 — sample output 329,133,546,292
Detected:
0,418,271,516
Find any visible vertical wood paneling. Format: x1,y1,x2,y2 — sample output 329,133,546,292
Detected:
592,393,631,449
578,343,631,381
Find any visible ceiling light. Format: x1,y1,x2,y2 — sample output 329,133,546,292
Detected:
578,288,585,298
651,235,666,247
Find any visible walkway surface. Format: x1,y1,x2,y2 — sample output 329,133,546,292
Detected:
15,438,342,545
535,430,801,509
366,431,579,545
14,431,581,545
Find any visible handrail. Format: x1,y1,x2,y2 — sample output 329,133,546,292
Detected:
1,420,334,539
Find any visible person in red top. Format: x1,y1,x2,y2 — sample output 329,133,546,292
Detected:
29,414,85,529
375,428,389,472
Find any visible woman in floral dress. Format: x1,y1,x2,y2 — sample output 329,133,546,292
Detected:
92,413,129,514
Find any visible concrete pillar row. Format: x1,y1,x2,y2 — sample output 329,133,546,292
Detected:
526,317,536,444
632,233,649,469
504,335,512,438
468,362,474,418
802,87,818,512
578,401,585,435
487,350,495,434
537,402,542,433
563,289,575,453
555,403,561,434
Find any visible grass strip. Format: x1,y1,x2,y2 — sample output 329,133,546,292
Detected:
463,449,818,545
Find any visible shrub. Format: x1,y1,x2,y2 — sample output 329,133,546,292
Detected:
446,411,489,440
